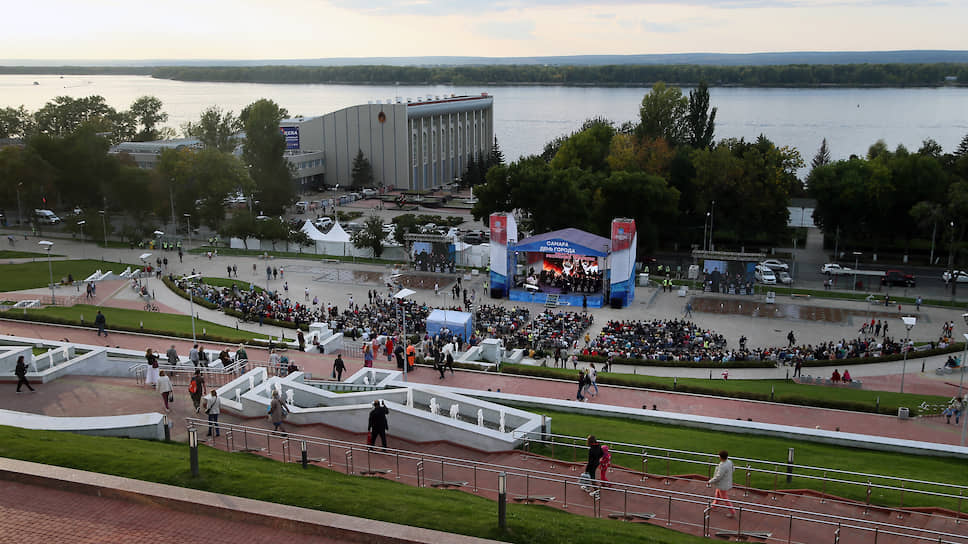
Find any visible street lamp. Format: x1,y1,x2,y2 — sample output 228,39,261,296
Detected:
77,220,86,258
899,316,916,393
852,251,862,291
184,213,192,250
184,273,202,342
38,241,54,305
708,200,715,251
393,287,416,382
169,178,176,236
98,210,107,261
703,212,710,252
16,182,23,227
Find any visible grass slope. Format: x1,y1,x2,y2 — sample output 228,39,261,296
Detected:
0,426,706,544
0,259,134,291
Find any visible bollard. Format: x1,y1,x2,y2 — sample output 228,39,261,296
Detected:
786,447,794,483
771,385,775,401
674,377,677,390
163,415,171,441
188,427,199,477
301,440,308,469
876,396,880,412
498,472,507,529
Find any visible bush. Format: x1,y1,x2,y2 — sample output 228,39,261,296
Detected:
500,365,918,416
224,308,309,331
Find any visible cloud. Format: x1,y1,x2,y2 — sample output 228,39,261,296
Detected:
641,21,684,33
476,20,537,40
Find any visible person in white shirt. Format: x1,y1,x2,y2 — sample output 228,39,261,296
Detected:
588,364,599,396
204,390,221,438
157,370,173,412
708,450,737,517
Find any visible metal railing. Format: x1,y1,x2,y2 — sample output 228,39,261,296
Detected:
183,418,968,544
516,431,968,517
129,362,242,387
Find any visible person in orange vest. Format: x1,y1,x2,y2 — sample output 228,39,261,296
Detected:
406,344,416,370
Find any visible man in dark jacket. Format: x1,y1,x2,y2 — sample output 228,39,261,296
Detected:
333,354,346,381
368,400,390,449
95,310,107,337
15,355,35,393
582,435,604,493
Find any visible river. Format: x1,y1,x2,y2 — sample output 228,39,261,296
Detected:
3,75,967,174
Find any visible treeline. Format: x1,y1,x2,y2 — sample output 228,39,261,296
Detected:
150,63,968,87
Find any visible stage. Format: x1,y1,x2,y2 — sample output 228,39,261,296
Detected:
508,289,605,308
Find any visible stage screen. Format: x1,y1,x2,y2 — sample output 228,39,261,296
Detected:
542,254,600,275
412,241,456,273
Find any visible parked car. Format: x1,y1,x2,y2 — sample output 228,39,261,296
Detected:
754,265,777,284
314,217,333,229
760,259,789,271
344,222,364,234
33,209,61,225
361,188,378,198
419,223,438,234
777,271,793,285
942,270,968,283
821,263,851,275
462,232,485,245
294,201,309,214
881,270,916,288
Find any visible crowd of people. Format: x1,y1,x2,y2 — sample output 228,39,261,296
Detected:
174,276,319,326
589,319,729,362
474,305,531,343
505,310,593,351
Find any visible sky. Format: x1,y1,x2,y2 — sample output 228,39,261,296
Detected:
3,0,966,61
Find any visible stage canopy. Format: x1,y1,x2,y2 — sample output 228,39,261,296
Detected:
300,220,326,241
512,228,610,257
321,221,351,243
426,309,474,339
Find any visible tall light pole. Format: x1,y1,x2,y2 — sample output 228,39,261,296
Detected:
77,220,86,258
703,212,710,252
184,273,201,342
958,331,968,403
184,213,192,250
38,241,54,305
98,209,107,261
708,201,715,252
169,178,176,237
852,251,862,291
900,316,916,393
16,181,23,227
393,288,416,382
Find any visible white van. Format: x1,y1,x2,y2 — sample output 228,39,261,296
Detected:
33,209,61,225
754,265,777,285
294,201,309,214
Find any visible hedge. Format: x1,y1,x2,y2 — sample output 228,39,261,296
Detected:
162,276,220,310
0,311,253,345
578,342,964,370
224,307,309,331
164,276,309,331
500,364,920,416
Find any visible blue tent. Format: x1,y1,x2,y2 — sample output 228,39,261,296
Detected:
426,309,474,339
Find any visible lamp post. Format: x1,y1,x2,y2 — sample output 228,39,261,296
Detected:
184,213,192,250
77,220,86,258
900,316,916,393
16,181,23,227
959,331,968,403
703,212,710,252
393,288,416,382
169,179,176,236
38,241,54,305
852,251,862,291
708,201,715,252
184,273,201,342
98,209,107,261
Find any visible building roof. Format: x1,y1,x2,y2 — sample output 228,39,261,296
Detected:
512,228,610,257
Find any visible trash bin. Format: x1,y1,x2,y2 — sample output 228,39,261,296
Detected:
897,407,910,419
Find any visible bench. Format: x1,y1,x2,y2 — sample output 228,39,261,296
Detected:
791,293,810,299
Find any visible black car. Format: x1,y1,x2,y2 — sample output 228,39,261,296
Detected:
881,270,916,288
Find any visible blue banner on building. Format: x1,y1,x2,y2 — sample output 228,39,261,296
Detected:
281,126,300,150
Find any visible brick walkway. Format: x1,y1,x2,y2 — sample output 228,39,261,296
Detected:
0,480,346,544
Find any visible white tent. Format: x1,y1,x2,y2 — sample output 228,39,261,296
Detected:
322,221,351,243
300,220,326,241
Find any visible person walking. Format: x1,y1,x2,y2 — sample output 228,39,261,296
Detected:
367,399,389,449
204,390,221,438
793,359,802,378
598,443,612,483
580,435,604,494
268,389,288,434
157,370,173,412
363,343,374,368
576,370,586,401
95,310,107,337
166,344,179,366
333,353,346,381
14,355,35,393
235,344,248,373
787,330,796,348
684,302,693,318
145,348,160,388
188,370,206,414
588,363,599,396
708,450,738,517
297,330,306,351
189,344,200,368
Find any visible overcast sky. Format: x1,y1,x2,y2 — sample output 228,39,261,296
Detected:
4,0,965,60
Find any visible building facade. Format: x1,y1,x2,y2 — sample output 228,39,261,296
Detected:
280,93,494,191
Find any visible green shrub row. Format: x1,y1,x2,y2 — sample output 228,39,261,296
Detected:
224,307,309,331
501,365,918,416
577,342,963,370
0,311,251,345
162,276,220,310
164,276,310,331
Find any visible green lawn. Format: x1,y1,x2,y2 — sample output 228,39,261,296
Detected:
503,364,948,414
529,409,968,511
0,426,707,544
0,259,134,291
0,250,64,259
202,276,264,292
19,304,276,343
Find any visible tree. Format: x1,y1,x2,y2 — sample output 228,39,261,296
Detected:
549,120,615,173
686,81,716,149
0,106,34,139
351,149,375,188
219,210,259,249
956,133,968,159
33,95,134,144
240,99,294,215
183,106,239,152
486,136,505,169
352,215,386,257
129,96,170,142
636,82,688,145
811,138,831,170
